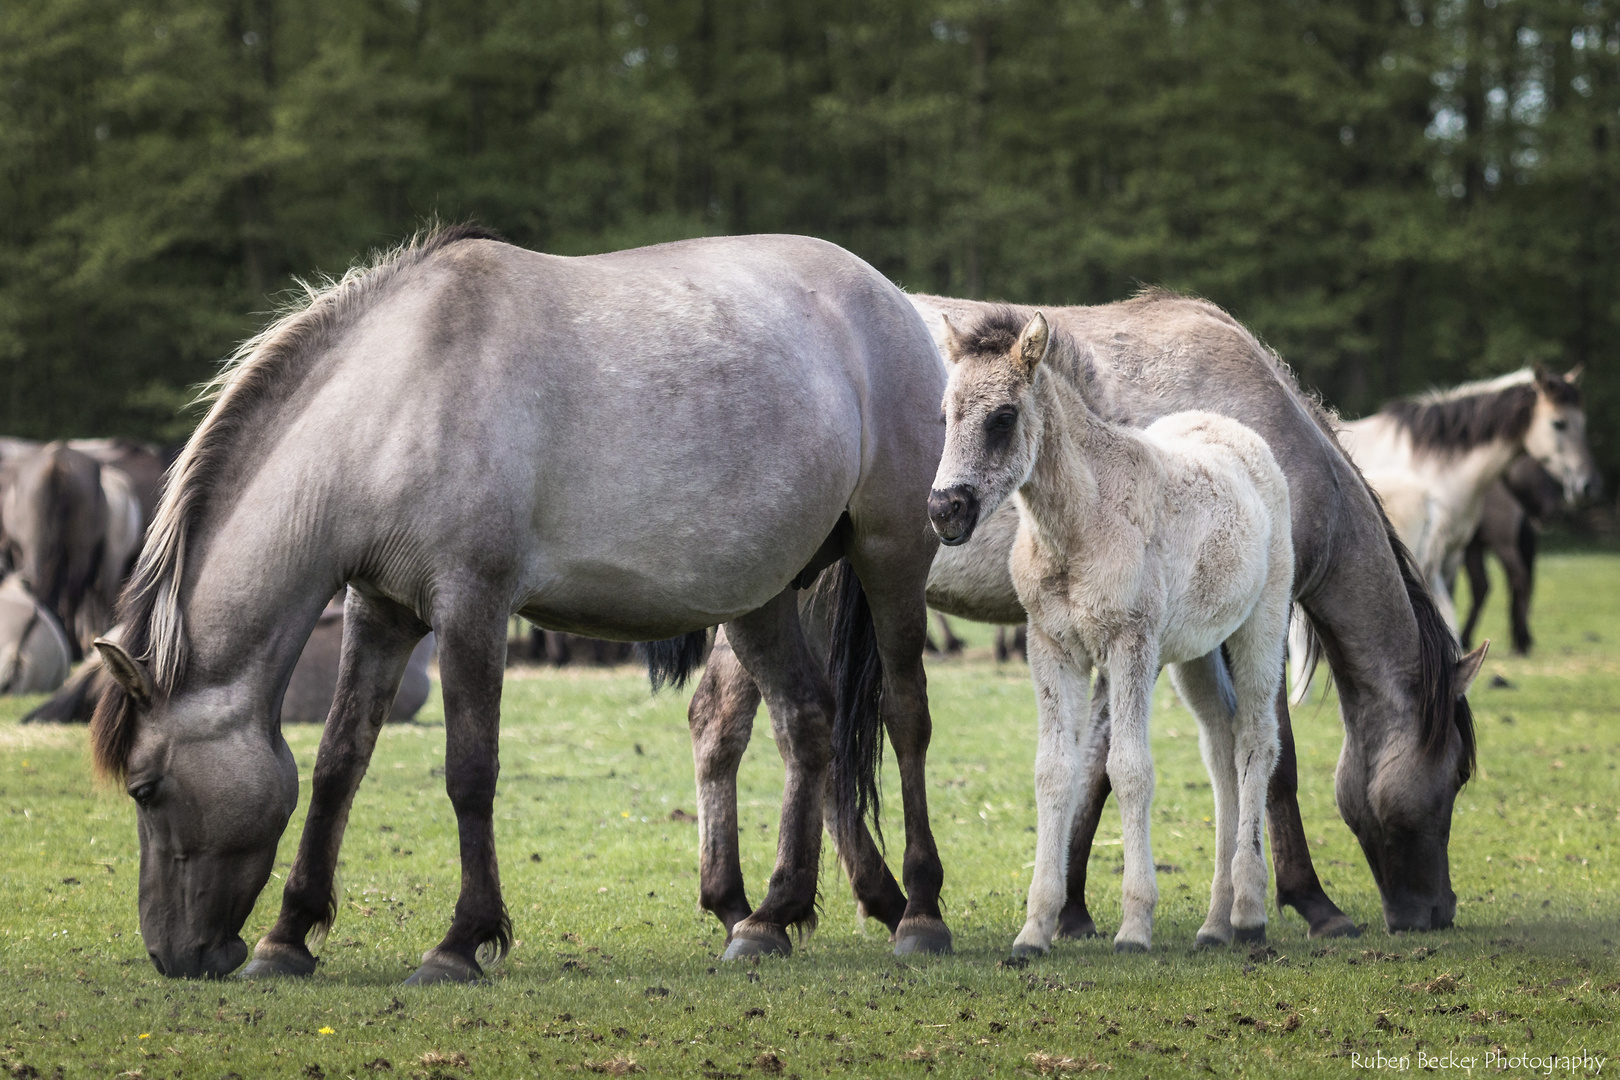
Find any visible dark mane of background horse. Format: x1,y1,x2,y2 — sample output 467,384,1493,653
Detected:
952,299,1475,788
89,224,504,781
1380,370,1578,455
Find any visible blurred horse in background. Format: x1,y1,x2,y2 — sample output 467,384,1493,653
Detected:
0,442,108,659
1459,456,1572,655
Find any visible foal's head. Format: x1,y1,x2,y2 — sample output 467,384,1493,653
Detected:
928,310,1053,546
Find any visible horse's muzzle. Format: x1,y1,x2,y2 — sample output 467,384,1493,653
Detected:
928,486,981,547
148,936,249,979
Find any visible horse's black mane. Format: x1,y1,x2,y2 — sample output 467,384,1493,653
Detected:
1380,371,1578,455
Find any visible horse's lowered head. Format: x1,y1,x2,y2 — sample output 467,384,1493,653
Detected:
92,632,299,978
1525,365,1599,503
928,310,1053,546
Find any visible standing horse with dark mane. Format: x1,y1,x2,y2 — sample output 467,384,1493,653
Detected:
686,288,1486,944
88,226,953,982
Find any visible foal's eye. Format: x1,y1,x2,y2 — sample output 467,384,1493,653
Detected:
129,781,159,807
1552,419,1569,432
988,408,1018,432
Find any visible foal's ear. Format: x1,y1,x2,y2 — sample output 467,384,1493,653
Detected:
1564,363,1584,386
937,314,965,363
1014,312,1050,375
1454,640,1489,697
94,636,155,707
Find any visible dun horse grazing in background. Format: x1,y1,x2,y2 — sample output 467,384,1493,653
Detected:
929,310,1292,954
0,442,109,658
88,226,951,982
687,289,1485,945
1293,368,1596,698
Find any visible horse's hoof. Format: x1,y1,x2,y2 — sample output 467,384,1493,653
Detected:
893,916,953,957
238,941,316,979
1056,912,1099,940
1113,940,1150,954
1307,913,1361,940
1193,933,1230,950
1232,925,1267,944
403,949,482,986
721,922,792,961
1009,943,1048,960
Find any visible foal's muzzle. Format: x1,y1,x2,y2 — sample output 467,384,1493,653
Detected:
928,486,981,546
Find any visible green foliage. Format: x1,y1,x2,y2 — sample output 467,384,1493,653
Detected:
3,0,1619,471
0,553,1617,1076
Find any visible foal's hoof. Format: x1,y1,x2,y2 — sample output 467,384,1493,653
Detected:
1113,940,1150,954
1307,913,1361,940
1193,933,1230,950
237,941,316,979
403,948,482,986
1009,943,1048,960
722,921,792,961
893,916,953,957
1232,925,1267,944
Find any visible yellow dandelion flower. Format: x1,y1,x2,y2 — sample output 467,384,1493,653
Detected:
138,1033,150,1039
621,811,630,818
318,1026,335,1035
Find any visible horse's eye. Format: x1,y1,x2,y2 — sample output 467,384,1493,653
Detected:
1552,419,1569,432
129,781,158,807
988,408,1018,432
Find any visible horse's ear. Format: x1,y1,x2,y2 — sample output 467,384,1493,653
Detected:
1014,312,1050,374
94,636,154,707
1454,640,1489,697
1564,363,1584,386
937,314,965,363
1532,362,1553,388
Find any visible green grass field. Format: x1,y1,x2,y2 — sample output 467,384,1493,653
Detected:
3,554,1618,1079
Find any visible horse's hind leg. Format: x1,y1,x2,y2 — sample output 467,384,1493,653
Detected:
243,589,428,978
720,590,835,959
1105,638,1160,953
687,630,760,937
1169,656,1239,948
406,595,510,986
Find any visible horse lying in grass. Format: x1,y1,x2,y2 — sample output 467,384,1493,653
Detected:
928,310,1293,954
88,226,949,981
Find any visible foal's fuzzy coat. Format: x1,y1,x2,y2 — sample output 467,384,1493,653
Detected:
928,310,1292,953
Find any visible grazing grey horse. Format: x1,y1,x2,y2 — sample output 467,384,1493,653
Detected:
0,442,109,659
88,226,948,982
0,574,73,694
1459,456,1570,655
687,289,1480,942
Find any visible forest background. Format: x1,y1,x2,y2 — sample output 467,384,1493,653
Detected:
4,0,1619,484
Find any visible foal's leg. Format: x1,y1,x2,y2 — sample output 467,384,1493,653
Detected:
243,589,427,978
1056,675,1111,939
1106,638,1160,953
720,591,836,959
1223,629,1284,942
1011,628,1091,957
1168,656,1240,948
687,629,760,936
406,597,511,986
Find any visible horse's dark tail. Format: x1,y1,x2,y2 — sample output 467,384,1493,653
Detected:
826,559,886,850
637,630,710,691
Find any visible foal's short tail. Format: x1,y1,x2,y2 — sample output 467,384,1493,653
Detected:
637,630,711,691
825,559,887,851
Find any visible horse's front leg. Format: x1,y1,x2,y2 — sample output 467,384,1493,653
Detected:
1105,636,1159,953
1057,674,1111,940
720,591,835,959
406,598,510,985
243,589,428,978
1266,682,1359,938
1011,628,1090,957
687,629,760,937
